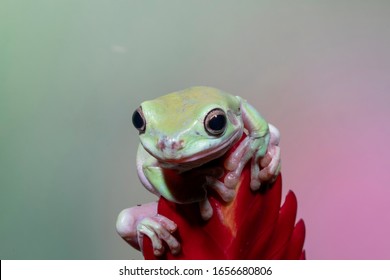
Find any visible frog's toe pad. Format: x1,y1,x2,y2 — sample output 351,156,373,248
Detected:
224,171,241,189
250,178,261,191
199,199,213,220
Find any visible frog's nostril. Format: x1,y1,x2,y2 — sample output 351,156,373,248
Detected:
157,139,166,150
171,140,184,150
157,138,184,151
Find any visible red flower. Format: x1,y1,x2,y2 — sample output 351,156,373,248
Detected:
143,137,306,260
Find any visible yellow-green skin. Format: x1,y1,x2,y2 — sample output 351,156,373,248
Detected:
136,86,270,205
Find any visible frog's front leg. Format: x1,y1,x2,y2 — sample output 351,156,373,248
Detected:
224,97,280,190
259,123,281,183
116,202,180,256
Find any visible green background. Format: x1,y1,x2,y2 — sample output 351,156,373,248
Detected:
1,1,390,259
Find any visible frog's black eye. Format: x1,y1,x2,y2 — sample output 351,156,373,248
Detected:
132,107,146,133
204,108,227,136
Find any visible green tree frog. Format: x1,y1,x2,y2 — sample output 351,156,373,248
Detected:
116,86,281,256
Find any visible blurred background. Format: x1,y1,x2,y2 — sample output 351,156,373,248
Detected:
1,0,390,259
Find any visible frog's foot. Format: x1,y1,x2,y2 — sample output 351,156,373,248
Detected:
137,214,180,256
249,141,281,191
259,144,281,183
224,135,267,190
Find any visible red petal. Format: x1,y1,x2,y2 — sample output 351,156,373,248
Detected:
230,173,282,259
261,191,298,259
283,219,306,260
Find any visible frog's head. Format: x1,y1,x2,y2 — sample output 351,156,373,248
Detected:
132,87,244,169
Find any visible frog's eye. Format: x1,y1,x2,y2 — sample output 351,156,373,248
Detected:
132,107,146,133
204,108,227,136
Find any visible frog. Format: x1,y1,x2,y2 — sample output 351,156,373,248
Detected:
116,86,281,256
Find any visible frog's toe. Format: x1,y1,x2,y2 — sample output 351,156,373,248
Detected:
206,176,236,202
249,154,262,191
224,137,251,171
199,198,213,220
259,162,281,183
224,171,241,189
250,177,261,191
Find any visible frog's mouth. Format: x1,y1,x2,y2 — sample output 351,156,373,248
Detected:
157,129,243,171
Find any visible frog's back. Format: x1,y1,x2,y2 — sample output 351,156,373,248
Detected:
152,86,239,112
